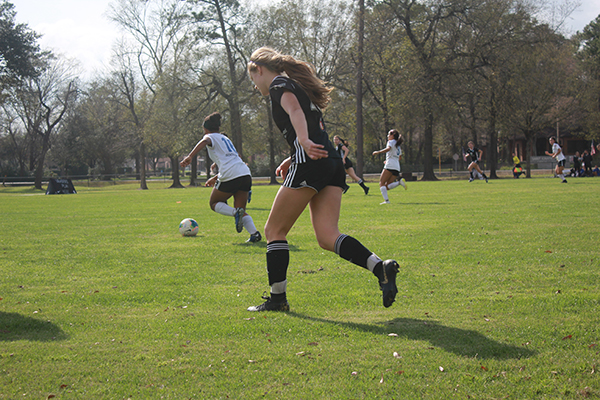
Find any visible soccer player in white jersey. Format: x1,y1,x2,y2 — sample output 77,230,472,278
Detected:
372,129,406,204
545,136,567,183
180,112,261,242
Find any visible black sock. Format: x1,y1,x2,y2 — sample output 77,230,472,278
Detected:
482,173,488,179
469,171,474,179
334,234,372,270
358,180,367,189
267,240,289,287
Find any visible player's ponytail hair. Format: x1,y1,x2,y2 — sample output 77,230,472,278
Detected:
248,47,333,110
334,135,349,147
389,129,403,145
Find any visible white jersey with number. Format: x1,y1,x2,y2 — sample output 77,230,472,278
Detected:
204,133,251,182
552,143,565,162
384,139,402,171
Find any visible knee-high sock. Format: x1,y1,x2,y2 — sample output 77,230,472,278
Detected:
334,234,382,274
267,240,289,295
380,186,389,201
214,202,235,217
387,181,400,190
242,214,258,234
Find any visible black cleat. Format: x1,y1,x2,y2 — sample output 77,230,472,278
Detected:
378,260,399,308
234,208,244,233
364,186,370,195
246,231,262,243
247,293,290,312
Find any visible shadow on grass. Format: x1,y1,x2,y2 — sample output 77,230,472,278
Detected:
288,313,535,360
0,312,68,342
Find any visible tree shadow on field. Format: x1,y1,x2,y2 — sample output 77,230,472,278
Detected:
288,313,536,360
0,312,68,342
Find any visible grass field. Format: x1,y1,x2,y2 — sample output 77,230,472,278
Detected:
1,176,599,399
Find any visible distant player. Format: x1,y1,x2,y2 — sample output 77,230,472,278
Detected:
180,112,262,242
465,141,488,183
545,136,567,183
372,129,407,205
333,135,369,195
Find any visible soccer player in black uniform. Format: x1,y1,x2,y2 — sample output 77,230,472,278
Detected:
246,47,398,311
465,141,488,183
333,135,370,195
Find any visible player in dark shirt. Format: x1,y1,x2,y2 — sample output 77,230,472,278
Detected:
465,141,488,183
247,47,398,312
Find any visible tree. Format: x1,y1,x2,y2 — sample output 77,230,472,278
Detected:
10,55,78,189
501,26,577,178
575,14,600,140
0,1,41,94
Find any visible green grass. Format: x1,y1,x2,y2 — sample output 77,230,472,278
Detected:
1,177,599,399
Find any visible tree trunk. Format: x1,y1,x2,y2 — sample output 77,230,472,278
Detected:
34,136,50,190
356,0,365,176
421,101,438,181
139,141,148,190
525,134,533,178
169,155,184,188
189,154,198,186
265,99,278,184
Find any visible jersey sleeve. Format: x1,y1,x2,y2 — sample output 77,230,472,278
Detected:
269,76,297,105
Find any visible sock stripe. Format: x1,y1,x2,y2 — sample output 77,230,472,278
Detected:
334,234,348,255
267,240,289,252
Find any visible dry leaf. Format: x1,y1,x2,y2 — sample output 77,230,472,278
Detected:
380,374,384,384
396,370,404,375
296,351,305,356
481,365,488,371
393,352,401,359
562,335,572,340
439,366,444,372
545,250,552,253
351,371,358,376
308,342,318,346
388,333,398,337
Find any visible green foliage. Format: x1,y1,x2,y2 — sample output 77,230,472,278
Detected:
1,177,599,398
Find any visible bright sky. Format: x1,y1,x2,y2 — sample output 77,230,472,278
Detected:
10,0,600,81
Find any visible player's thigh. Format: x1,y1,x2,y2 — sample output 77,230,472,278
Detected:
209,188,233,210
309,186,343,251
379,169,393,186
265,186,314,242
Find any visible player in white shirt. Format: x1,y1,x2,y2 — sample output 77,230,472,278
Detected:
180,112,261,242
545,136,567,183
372,129,406,204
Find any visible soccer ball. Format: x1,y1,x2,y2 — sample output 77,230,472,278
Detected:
179,218,199,236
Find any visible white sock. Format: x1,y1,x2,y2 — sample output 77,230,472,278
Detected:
387,181,400,190
558,174,565,181
214,202,235,217
242,214,257,234
366,254,382,272
380,186,389,201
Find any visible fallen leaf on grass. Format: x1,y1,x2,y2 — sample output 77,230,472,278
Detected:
589,344,596,348
393,352,401,359
47,395,56,399
396,371,404,375
481,365,488,371
351,371,358,376
562,335,572,340
60,385,68,389
439,366,445,372
296,351,305,356
545,250,552,253
308,342,318,346
244,317,255,321
388,333,398,337
380,374,384,384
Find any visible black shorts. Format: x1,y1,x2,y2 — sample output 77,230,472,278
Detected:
283,157,346,192
343,158,353,170
214,175,252,193
557,160,566,167
385,168,400,176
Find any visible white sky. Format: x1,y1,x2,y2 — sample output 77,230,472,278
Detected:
10,0,600,81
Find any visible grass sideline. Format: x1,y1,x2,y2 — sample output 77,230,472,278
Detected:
1,177,599,399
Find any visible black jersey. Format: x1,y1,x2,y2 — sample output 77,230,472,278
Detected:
269,76,340,164
466,147,481,163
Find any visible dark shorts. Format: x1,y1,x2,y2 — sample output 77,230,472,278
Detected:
283,157,346,192
385,168,400,176
343,158,353,170
557,160,566,167
214,175,252,193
